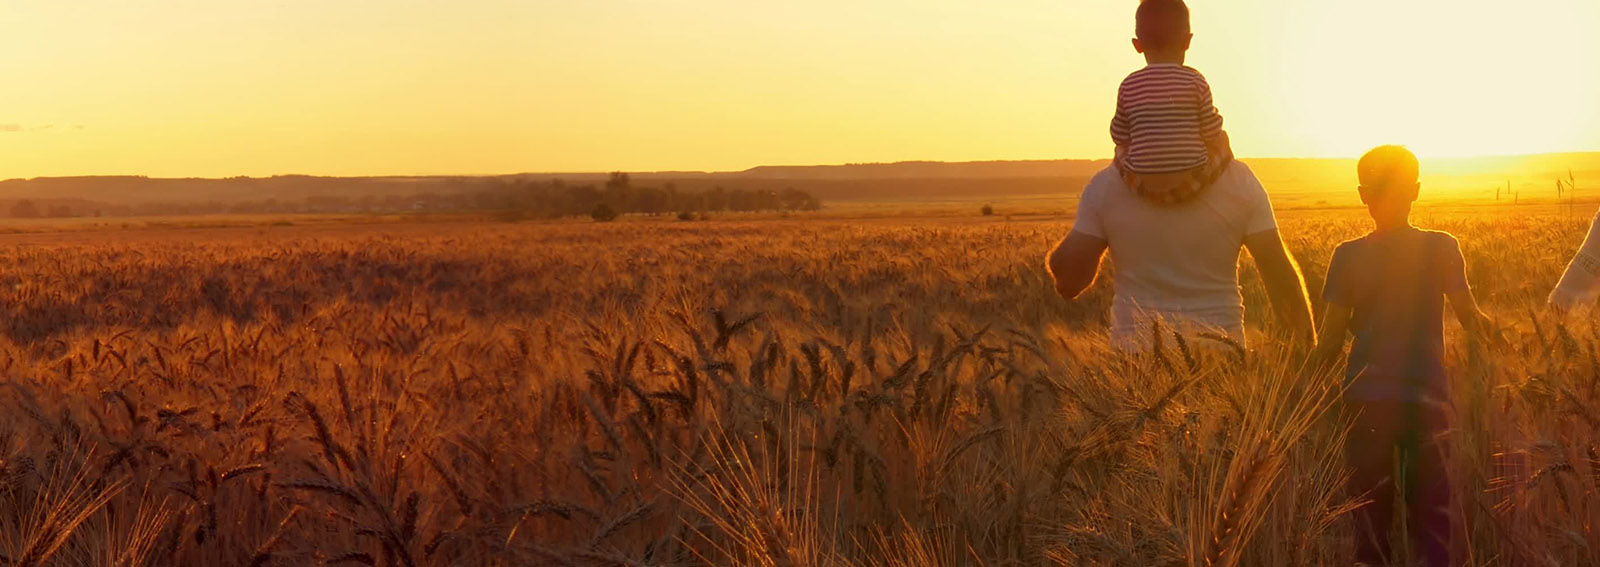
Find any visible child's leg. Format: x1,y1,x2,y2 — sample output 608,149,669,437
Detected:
1114,146,1143,192
1116,142,1217,204
1199,130,1235,184
1346,401,1400,565
1400,403,1453,567
1131,133,1232,204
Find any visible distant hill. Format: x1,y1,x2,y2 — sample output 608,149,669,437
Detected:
522,159,1110,182
734,159,1110,180
550,153,1600,203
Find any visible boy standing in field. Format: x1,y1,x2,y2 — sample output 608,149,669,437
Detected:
1315,145,1493,567
1110,0,1234,205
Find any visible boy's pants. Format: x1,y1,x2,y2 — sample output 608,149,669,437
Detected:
1345,400,1452,567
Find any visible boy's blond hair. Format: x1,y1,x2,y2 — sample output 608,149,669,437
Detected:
1357,145,1420,190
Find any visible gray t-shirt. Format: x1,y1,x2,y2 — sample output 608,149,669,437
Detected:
1072,161,1278,350
1322,227,1469,402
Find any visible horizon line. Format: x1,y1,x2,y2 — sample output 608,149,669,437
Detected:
478,149,1600,177
5,149,1598,182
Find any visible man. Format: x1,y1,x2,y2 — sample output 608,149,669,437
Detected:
1046,161,1314,350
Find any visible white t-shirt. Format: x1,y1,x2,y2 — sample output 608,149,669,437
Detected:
1071,161,1278,350
1551,210,1600,310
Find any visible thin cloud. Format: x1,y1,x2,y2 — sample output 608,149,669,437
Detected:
0,124,80,132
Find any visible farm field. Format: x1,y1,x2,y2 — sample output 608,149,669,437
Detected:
0,205,1596,566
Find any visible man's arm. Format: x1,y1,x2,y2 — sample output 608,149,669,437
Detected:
1047,230,1108,300
1242,229,1315,344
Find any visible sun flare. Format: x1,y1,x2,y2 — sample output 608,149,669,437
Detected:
1264,0,1600,160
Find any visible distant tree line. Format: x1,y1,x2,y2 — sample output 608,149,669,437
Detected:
5,172,822,219
471,173,822,218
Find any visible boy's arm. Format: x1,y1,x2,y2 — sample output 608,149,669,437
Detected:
1447,289,1490,340
1313,302,1352,367
1194,75,1224,139
1443,236,1495,342
1110,82,1132,148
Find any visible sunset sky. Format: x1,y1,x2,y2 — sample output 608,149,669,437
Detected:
0,0,1596,178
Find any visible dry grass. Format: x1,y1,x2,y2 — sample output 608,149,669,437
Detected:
0,210,1590,565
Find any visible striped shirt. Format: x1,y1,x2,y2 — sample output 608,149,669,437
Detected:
1110,64,1225,174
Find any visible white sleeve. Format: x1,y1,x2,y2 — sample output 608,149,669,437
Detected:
1070,170,1110,238
1240,168,1278,236
1551,210,1600,310
1225,162,1277,236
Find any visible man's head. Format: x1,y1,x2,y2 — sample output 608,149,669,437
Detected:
1133,0,1192,62
1357,145,1421,219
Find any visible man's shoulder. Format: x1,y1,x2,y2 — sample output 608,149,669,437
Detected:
1085,166,1124,193
1216,160,1259,181
1207,161,1267,201
1074,167,1124,212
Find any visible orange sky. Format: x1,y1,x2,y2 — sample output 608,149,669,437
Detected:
0,0,1596,178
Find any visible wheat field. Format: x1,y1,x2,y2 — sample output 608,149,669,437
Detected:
0,209,1592,566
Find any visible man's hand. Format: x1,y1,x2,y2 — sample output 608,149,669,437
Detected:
1242,229,1316,345
1047,231,1109,300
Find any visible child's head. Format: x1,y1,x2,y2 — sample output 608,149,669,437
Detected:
1133,0,1193,63
1357,145,1421,220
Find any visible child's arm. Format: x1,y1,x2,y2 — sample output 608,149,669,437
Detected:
1110,82,1132,149
1312,302,1351,367
1443,236,1497,344
1194,74,1225,140
1312,244,1354,360
1447,288,1493,343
